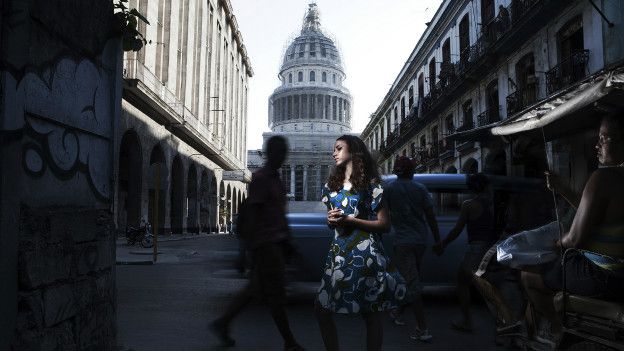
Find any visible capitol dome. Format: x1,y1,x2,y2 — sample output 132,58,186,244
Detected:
268,3,352,134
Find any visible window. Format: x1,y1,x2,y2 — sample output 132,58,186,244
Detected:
442,38,451,64
481,0,495,25
288,73,292,83
431,126,439,147
322,72,327,82
332,74,336,84
408,87,414,110
418,74,424,98
558,16,584,60
298,71,303,82
321,44,327,57
486,80,499,119
429,58,436,91
462,100,473,128
445,115,454,133
309,41,316,57
310,71,316,82
511,53,538,112
299,43,305,58
459,14,470,63
393,107,398,130
400,97,406,119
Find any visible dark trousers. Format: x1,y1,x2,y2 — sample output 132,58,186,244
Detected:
218,241,295,344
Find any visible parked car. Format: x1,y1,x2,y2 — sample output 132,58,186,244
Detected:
287,173,550,288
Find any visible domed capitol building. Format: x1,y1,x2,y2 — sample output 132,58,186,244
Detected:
249,3,353,202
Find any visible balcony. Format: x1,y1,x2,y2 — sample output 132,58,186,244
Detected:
546,50,590,95
438,139,455,160
426,143,440,167
414,148,430,172
457,37,487,76
456,121,474,133
456,140,476,153
506,83,538,116
378,0,572,159
476,107,501,127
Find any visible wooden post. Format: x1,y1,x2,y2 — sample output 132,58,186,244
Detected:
153,164,160,262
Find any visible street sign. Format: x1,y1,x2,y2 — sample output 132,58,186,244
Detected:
222,170,245,181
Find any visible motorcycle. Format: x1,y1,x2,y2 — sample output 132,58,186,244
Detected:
126,220,154,248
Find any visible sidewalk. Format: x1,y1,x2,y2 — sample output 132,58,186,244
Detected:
116,232,234,265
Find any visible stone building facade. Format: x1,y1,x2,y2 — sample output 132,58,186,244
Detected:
250,4,353,201
0,1,122,349
118,0,253,234
361,0,623,189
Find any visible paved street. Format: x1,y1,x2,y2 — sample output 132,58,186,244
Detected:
116,236,512,351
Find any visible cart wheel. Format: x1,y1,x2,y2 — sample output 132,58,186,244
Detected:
566,341,607,351
141,234,153,248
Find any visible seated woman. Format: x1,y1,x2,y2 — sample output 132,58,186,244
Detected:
472,114,624,345
522,114,624,339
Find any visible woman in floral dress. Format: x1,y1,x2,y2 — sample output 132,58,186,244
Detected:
315,135,406,351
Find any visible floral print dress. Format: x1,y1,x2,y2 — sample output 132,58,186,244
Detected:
316,182,406,313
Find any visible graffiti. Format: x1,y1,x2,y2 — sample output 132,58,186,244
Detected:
2,39,119,200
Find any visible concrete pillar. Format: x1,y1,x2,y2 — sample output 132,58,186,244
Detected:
339,98,344,122
328,95,333,120
303,166,308,200
290,165,296,196
317,95,322,120
316,165,322,199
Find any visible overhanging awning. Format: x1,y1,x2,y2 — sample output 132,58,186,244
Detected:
447,122,498,142
491,68,624,137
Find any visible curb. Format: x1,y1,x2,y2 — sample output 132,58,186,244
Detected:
116,233,233,245
116,260,154,265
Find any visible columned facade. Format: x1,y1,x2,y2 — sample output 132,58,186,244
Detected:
118,0,252,234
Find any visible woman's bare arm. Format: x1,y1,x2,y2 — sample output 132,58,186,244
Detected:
560,170,609,248
329,207,390,233
442,200,469,248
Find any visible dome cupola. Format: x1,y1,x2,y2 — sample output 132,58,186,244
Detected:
279,3,343,74
268,3,352,134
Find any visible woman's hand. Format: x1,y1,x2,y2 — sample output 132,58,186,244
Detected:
554,238,562,250
327,208,349,227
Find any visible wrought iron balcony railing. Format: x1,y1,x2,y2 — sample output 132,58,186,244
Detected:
506,83,538,116
477,107,501,127
438,139,455,156
458,37,487,75
546,50,590,95
456,120,475,133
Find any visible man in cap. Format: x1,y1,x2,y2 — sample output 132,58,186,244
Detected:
384,156,442,342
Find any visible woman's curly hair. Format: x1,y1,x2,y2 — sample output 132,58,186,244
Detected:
327,135,380,192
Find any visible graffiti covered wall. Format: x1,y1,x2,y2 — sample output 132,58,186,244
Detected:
0,0,122,349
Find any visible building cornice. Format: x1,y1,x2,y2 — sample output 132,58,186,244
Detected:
362,0,467,139
219,0,254,77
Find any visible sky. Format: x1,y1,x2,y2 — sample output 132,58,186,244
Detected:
230,0,443,150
